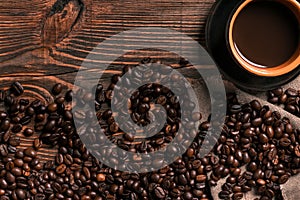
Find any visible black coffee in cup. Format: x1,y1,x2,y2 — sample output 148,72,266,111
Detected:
206,0,300,91
232,1,299,68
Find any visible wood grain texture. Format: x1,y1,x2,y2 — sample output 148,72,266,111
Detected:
0,1,276,200
0,0,216,168
0,0,215,166
0,0,215,72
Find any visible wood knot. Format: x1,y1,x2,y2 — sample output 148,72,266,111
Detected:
42,0,83,47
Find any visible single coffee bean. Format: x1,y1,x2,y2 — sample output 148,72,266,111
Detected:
243,152,251,163
252,118,263,127
259,134,268,143
294,144,300,157
47,103,58,112
253,169,263,180
0,144,8,157
219,190,230,199
265,188,275,198
154,186,166,199
196,175,206,182
34,138,42,149
13,159,23,167
11,168,22,176
232,192,243,200
23,128,34,137
11,82,24,96
15,189,26,199
64,90,73,102
0,179,8,189
52,83,63,95
20,115,31,125
250,100,262,110
11,124,22,133
56,164,67,174
1,119,10,132
232,168,242,177
278,174,289,184
257,179,266,185
235,150,243,161
6,172,15,183
24,148,37,158
279,138,291,147
96,174,106,182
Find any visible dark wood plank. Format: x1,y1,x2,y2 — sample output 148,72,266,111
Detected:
0,0,215,161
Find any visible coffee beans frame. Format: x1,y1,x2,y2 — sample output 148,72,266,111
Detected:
0,61,299,199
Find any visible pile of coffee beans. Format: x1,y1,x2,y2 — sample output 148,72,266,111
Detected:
213,93,300,200
267,87,300,117
93,61,203,156
1,61,300,200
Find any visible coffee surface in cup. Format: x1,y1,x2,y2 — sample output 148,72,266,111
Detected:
232,1,299,67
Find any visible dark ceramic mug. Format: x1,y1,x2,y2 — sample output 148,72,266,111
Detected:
206,0,300,91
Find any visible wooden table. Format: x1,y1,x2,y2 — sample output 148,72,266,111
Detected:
1,0,294,199
0,0,215,159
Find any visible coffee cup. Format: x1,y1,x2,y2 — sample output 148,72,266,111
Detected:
206,0,300,91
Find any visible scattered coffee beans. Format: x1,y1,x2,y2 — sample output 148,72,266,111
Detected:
268,87,300,117
1,62,300,200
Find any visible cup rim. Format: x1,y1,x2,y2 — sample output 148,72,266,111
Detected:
228,0,300,77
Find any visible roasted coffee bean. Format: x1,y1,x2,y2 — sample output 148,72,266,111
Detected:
64,154,73,165
232,185,242,193
0,179,8,189
47,103,58,112
4,95,15,106
11,167,22,176
2,68,300,200
248,162,257,172
230,104,242,113
258,134,268,143
195,175,206,182
19,99,29,106
52,83,63,95
23,128,34,137
294,144,300,157
15,189,26,199
232,168,242,177
24,148,37,158
11,124,22,133
218,190,230,199
1,119,10,132
178,174,188,185
278,174,289,184
11,82,24,96
83,167,91,179
243,152,251,163
235,150,243,161
279,138,291,147
20,115,31,125
0,144,8,157
26,106,35,116
65,90,74,102
250,100,262,110
33,138,42,149
154,186,166,199
96,174,106,182
6,172,15,183
256,179,266,185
